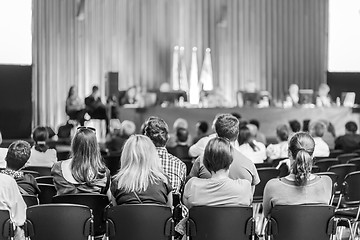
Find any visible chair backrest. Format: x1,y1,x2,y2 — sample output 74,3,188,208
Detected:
311,165,320,173
25,204,93,240
347,157,360,171
56,151,71,161
337,153,359,164
22,195,39,207
329,149,345,158
0,210,14,240
106,204,174,240
22,170,40,178
102,154,121,176
187,206,255,240
315,158,339,172
23,166,52,176
316,172,338,186
342,171,360,203
53,194,110,236
35,176,54,185
327,164,357,191
37,184,57,204
255,163,272,168
254,168,280,201
266,205,336,240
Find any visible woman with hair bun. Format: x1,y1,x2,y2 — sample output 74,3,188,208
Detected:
262,132,332,217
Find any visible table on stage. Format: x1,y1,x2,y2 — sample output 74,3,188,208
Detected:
118,106,360,139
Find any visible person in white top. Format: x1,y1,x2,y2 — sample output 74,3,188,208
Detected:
310,121,330,157
0,131,7,168
267,124,290,161
236,125,266,164
25,127,57,168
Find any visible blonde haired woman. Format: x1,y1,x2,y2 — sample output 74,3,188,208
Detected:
111,135,173,206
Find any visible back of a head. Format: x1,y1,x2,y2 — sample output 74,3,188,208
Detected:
173,118,188,130
247,124,258,138
71,128,104,183
143,117,169,147
214,114,239,142
310,121,326,138
276,124,290,142
204,137,233,173
231,112,242,120
176,127,189,143
116,135,165,192
249,119,260,129
288,132,315,186
92,85,99,93
345,121,358,133
6,140,31,170
121,120,136,138
289,120,301,133
197,121,209,134
32,126,49,153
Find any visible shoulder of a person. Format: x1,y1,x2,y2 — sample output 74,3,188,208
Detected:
264,178,281,189
317,175,332,185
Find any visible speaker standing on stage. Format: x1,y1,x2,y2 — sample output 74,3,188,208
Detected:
66,86,87,126
85,86,110,133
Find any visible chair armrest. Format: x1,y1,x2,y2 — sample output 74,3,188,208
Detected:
186,218,196,237
245,217,256,237
105,219,115,237
164,218,175,237
327,217,338,235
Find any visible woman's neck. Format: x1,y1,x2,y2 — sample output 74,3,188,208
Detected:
210,169,229,180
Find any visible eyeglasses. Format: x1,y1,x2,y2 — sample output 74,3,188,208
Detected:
77,126,96,132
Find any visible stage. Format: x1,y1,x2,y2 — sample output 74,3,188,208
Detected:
118,106,360,139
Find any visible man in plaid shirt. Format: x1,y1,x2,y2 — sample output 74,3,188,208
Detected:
144,117,187,194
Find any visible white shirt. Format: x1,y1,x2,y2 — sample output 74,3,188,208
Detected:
266,141,289,160
313,137,330,157
25,147,57,168
235,141,267,164
0,148,7,168
188,133,216,158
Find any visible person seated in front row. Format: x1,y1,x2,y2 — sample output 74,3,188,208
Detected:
111,135,172,206
1,140,40,196
266,124,290,161
335,121,360,153
189,114,260,192
263,132,332,218
51,127,111,199
236,125,267,164
0,173,27,239
105,120,136,153
85,85,110,132
183,137,252,209
310,121,330,158
25,126,57,168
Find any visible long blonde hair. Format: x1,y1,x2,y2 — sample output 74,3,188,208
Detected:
114,135,168,193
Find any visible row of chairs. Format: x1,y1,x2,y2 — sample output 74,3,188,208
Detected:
0,204,341,240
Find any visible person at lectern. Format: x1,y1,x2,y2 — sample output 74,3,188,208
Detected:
85,85,110,132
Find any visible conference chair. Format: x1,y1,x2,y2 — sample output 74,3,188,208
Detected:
328,164,357,193
53,194,110,237
35,176,54,184
254,168,280,202
105,204,175,240
265,205,337,240
102,154,121,176
21,170,40,178
22,195,39,207
316,172,338,205
335,171,360,240
255,163,272,168
352,149,360,155
329,149,345,158
25,204,93,240
348,157,360,171
56,150,71,161
186,206,256,240
0,210,14,240
315,158,339,172
311,165,320,173
337,153,359,164
23,166,51,176
37,183,57,204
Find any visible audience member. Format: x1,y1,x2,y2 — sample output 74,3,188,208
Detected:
111,135,172,206
310,121,330,157
286,84,300,106
143,117,186,194
0,131,7,168
167,118,192,148
167,128,191,159
263,132,332,217
236,125,266,164
335,121,360,153
119,86,143,107
230,112,242,120
303,119,310,132
52,127,111,197
316,83,332,107
105,120,136,153
0,173,27,239
85,85,110,132
289,120,301,133
189,114,260,191
266,124,290,161
183,138,252,209
57,120,75,140
321,120,336,149
192,121,209,144
25,126,57,168
249,119,267,145
1,140,40,195
66,85,87,126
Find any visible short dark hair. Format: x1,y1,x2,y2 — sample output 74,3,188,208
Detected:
249,119,260,129
289,120,301,133
345,121,358,133
32,126,49,153
214,114,239,142
230,112,242,120
176,128,188,143
92,85,99,92
238,126,252,145
6,140,31,170
197,121,209,134
276,124,290,141
143,117,169,147
311,121,326,138
204,137,233,173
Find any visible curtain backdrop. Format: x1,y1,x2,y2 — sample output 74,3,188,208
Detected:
32,0,329,129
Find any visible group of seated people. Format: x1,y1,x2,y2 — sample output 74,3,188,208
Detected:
1,111,359,239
